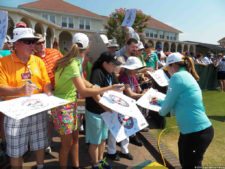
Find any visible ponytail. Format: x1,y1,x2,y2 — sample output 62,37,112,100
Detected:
184,56,200,81
54,44,79,73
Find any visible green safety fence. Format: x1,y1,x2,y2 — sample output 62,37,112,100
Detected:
195,64,218,90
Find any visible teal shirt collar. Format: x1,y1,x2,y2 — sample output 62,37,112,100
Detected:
178,67,186,72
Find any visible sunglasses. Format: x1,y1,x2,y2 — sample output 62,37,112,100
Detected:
20,39,36,45
36,41,45,45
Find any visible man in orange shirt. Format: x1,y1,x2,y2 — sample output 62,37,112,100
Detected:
34,34,63,88
0,28,52,169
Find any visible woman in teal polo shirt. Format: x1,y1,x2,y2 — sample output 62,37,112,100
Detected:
152,52,214,169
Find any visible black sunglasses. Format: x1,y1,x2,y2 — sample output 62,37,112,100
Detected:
19,39,36,45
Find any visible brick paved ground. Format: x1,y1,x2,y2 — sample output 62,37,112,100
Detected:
2,133,156,169
1,116,181,169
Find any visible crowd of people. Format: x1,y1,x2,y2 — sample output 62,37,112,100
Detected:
0,22,216,169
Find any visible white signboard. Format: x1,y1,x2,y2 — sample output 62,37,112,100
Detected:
101,111,148,142
0,11,8,49
136,88,166,112
121,9,136,27
148,69,169,87
99,90,139,118
0,94,69,120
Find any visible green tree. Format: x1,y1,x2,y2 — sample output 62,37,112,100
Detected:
105,8,150,46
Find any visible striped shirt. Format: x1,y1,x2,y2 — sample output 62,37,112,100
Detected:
38,48,62,87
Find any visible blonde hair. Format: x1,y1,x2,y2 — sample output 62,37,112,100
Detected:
54,44,79,73
177,56,199,81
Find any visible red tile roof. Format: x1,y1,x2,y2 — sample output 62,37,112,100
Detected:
147,17,182,33
19,0,103,19
218,37,225,42
19,0,181,33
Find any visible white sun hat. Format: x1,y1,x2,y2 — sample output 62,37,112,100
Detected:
121,56,143,70
137,41,144,50
73,32,89,49
10,28,38,43
166,52,184,66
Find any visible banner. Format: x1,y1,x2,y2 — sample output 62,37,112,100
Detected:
136,88,166,112
0,94,69,120
121,9,136,27
0,10,8,49
101,111,148,142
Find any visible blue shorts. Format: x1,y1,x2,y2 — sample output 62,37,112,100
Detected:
85,110,108,145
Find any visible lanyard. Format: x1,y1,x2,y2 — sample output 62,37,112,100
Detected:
11,55,32,75
128,76,135,91
106,74,112,85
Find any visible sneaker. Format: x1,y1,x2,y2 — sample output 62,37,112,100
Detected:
80,124,84,131
107,152,120,161
99,158,112,169
120,152,133,160
45,146,52,154
130,135,143,147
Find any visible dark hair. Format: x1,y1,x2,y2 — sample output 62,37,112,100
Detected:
92,51,116,71
144,43,153,49
126,38,138,45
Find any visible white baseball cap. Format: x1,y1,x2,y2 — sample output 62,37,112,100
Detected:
73,33,89,49
107,39,119,48
100,34,109,45
137,41,144,50
166,52,184,66
121,56,143,70
10,28,38,43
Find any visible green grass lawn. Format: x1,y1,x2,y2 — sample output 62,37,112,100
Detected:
151,90,225,166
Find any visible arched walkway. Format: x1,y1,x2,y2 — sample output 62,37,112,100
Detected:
163,42,169,52
46,27,54,48
177,44,182,53
171,43,176,52
190,45,194,53
34,23,44,35
21,17,32,28
59,31,72,53
183,44,188,53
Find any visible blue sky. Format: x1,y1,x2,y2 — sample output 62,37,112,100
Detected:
1,0,225,44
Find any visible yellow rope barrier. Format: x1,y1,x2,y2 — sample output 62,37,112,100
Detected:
157,126,178,166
